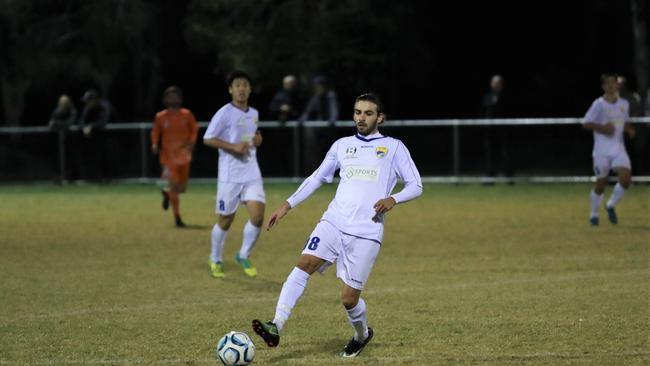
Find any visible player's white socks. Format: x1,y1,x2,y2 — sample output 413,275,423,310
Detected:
273,267,310,333
606,183,626,208
590,189,603,218
346,298,369,342
239,221,261,259
210,223,228,263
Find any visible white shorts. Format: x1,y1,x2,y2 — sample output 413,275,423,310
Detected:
593,152,631,178
301,220,380,290
216,180,266,215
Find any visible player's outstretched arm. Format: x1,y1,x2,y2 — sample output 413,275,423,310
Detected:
266,201,291,230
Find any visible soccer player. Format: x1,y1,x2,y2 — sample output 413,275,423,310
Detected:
151,86,199,228
252,93,422,358
204,71,265,278
583,73,635,226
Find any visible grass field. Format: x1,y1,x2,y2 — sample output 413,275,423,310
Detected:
0,183,649,365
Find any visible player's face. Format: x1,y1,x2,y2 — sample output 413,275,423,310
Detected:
229,78,251,104
353,101,384,136
164,93,182,109
602,76,618,95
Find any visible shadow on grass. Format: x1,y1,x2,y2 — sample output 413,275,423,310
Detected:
268,337,348,363
178,224,212,230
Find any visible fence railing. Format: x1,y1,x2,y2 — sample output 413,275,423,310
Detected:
1,117,649,183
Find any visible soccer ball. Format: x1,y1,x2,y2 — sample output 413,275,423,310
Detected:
216,331,256,365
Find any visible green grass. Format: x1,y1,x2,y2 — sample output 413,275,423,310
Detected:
0,183,649,365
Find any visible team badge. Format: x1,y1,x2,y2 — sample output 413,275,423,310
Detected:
375,146,388,158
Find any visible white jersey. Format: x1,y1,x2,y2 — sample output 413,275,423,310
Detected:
287,132,423,243
204,103,262,183
583,96,629,157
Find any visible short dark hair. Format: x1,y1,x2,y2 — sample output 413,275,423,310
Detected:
601,73,618,84
227,70,252,87
355,93,384,114
163,86,182,98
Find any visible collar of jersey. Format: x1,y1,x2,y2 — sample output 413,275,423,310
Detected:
229,102,250,113
355,132,385,142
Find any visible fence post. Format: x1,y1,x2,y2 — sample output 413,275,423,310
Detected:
140,125,148,179
452,123,460,177
292,123,301,178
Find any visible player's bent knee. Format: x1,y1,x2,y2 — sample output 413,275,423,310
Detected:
296,255,322,275
218,214,235,230
341,292,360,309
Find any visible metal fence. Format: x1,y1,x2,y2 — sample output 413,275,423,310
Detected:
1,117,649,183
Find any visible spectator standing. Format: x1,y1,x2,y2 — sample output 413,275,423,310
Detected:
78,89,113,182
479,74,513,182
299,75,339,174
48,94,77,183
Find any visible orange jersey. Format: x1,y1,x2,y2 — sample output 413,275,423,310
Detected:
151,108,199,165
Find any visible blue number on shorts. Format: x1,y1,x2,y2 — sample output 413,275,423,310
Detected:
305,236,320,251
219,199,225,211
594,166,600,176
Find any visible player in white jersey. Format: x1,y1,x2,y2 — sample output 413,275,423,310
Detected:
204,71,265,277
252,93,423,358
583,73,636,226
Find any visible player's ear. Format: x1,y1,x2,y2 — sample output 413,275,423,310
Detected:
377,113,385,125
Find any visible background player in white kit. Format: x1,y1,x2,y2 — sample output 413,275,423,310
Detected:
204,71,265,277
252,93,423,358
583,73,636,226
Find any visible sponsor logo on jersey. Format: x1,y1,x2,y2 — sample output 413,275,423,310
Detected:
344,146,357,159
375,146,388,158
343,166,379,182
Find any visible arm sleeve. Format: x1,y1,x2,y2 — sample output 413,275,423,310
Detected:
286,141,340,208
390,141,423,204
204,109,227,140
89,101,110,128
583,101,602,124
188,111,199,144
151,116,161,146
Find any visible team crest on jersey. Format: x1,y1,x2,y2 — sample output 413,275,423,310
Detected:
344,146,357,159
375,146,388,158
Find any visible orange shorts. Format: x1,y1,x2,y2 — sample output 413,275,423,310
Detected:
162,163,190,186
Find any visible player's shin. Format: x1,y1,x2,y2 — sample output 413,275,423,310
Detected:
606,183,626,208
590,189,603,218
240,220,261,259
273,267,310,332
210,224,228,263
346,298,369,342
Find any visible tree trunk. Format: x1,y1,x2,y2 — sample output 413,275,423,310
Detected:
630,0,648,96
1,76,30,126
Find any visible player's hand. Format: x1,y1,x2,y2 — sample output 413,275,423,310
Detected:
625,125,636,139
253,131,263,147
83,126,92,136
600,123,615,136
151,144,159,154
231,142,250,156
266,202,291,231
373,197,396,215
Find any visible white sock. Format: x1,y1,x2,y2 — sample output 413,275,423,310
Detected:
210,223,228,263
239,221,261,259
606,183,626,208
273,267,310,333
590,190,603,218
346,298,369,342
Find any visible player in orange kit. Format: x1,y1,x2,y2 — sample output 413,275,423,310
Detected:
151,86,199,227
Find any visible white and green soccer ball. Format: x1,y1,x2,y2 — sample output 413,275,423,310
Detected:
216,331,256,365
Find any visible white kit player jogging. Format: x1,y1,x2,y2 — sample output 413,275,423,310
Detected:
583,96,631,176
